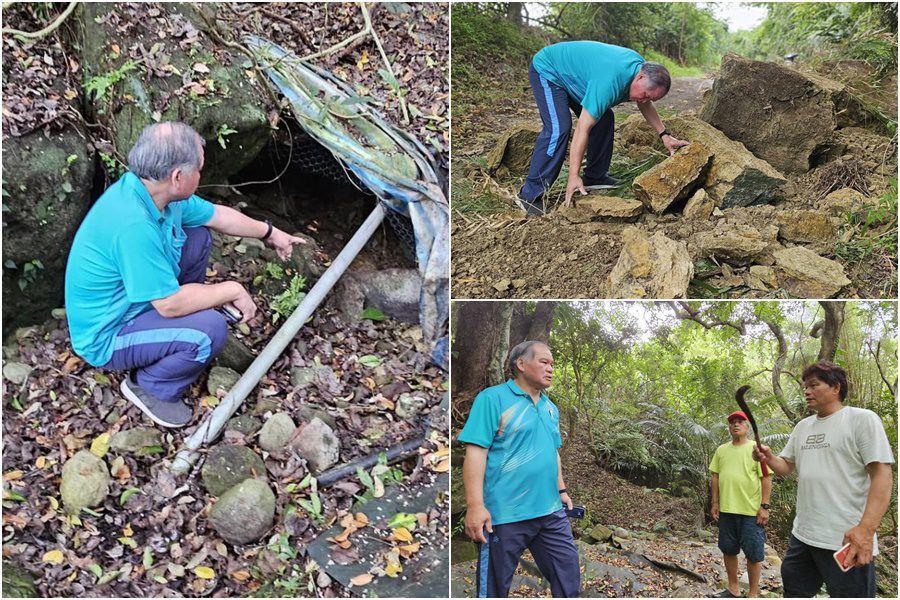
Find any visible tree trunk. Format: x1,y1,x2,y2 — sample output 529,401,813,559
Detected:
509,301,558,347
452,301,513,397
505,2,523,25
489,303,513,385
816,301,845,362
763,318,799,423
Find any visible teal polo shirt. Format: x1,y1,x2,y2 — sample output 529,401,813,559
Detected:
457,379,563,525
533,41,644,119
64,172,214,366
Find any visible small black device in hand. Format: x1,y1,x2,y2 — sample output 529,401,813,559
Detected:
216,304,242,324
566,504,585,519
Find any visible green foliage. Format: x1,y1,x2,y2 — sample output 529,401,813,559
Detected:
748,3,897,77
83,60,139,100
297,492,323,525
359,307,385,321
99,152,126,180
835,178,898,269
8,258,44,291
541,300,897,528
548,2,726,68
271,275,307,322
263,261,285,280
215,124,238,149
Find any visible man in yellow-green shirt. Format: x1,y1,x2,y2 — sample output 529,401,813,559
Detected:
710,410,773,598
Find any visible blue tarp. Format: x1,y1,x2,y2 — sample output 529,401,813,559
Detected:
246,37,448,363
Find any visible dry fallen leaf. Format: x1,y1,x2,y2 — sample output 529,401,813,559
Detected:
194,566,215,579
230,570,251,582
192,62,210,74
354,512,369,527
90,432,111,458
392,527,413,543
43,549,64,564
3,470,24,481
349,573,373,586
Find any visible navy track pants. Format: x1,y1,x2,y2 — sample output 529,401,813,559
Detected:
519,62,615,202
475,508,580,598
102,226,227,403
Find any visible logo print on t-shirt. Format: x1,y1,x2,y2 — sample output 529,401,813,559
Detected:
801,433,830,450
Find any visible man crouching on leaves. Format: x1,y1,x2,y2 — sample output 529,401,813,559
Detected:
65,121,305,428
458,340,580,598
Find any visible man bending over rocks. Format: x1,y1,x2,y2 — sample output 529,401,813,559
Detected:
65,121,304,428
518,41,689,215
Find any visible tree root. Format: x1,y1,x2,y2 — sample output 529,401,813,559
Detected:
2,1,78,40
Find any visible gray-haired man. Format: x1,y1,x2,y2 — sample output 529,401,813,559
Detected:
459,341,580,597
517,40,690,215
65,121,305,428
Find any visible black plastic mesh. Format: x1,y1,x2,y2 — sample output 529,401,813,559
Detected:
291,129,416,261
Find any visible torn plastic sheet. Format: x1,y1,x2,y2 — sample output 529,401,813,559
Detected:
246,36,448,355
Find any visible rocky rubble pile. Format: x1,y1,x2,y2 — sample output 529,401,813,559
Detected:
482,53,893,298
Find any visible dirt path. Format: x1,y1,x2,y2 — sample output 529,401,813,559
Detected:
617,76,711,116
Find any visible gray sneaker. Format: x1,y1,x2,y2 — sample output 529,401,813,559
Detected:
120,373,193,428
514,194,546,216
582,175,622,190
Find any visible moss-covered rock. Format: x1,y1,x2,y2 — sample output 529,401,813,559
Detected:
208,478,275,545
81,3,272,184
201,444,267,496
1,125,95,335
60,450,111,514
2,560,37,598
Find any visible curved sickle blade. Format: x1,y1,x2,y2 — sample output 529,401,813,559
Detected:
735,385,769,476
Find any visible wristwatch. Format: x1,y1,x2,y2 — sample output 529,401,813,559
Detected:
760,503,770,510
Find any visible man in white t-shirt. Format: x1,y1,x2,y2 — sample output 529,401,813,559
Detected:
754,361,894,598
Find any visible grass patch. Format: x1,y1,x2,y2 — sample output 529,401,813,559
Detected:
642,50,712,77
451,169,511,216
835,178,898,264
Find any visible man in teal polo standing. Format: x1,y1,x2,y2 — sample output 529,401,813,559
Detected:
517,41,689,215
459,340,579,597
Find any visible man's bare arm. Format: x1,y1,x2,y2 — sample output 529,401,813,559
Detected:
151,280,256,323
842,462,893,567
463,444,493,543
206,205,305,260
564,110,596,206
753,444,795,476
637,100,688,155
557,451,573,509
710,473,719,521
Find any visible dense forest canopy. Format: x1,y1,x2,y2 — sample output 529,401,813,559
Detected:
455,2,898,74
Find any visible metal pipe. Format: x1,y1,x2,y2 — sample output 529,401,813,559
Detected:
171,203,387,474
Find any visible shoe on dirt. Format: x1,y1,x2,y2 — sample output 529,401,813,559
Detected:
716,589,743,598
582,175,622,190
120,373,192,428
515,194,546,216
